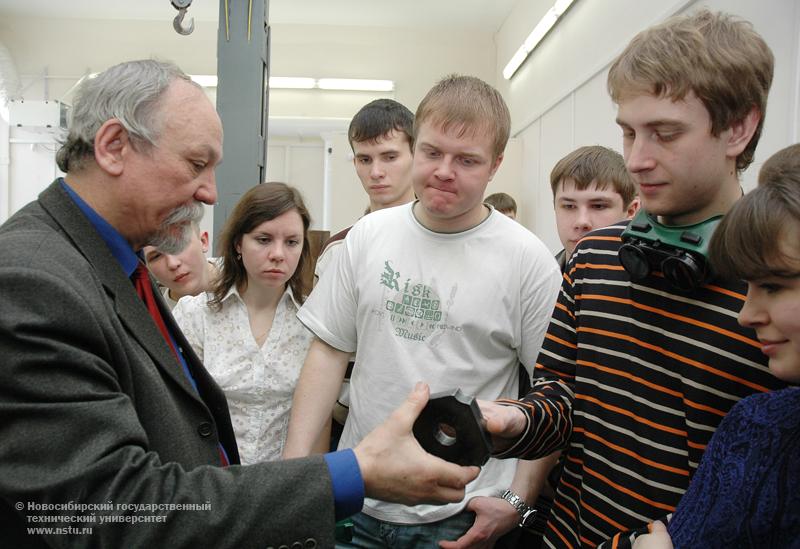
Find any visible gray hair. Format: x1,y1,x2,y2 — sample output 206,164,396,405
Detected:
56,59,196,173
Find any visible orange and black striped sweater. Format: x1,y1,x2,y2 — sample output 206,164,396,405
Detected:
496,221,785,548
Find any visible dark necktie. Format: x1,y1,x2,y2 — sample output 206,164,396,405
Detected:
132,262,230,467
133,263,181,360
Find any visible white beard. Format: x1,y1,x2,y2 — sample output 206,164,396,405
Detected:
147,201,204,254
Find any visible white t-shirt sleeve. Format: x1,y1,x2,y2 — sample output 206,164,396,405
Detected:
517,239,563,377
298,233,359,353
313,239,343,285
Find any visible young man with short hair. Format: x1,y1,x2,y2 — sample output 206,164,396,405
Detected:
315,99,415,281
143,221,219,309
482,10,785,548
551,145,639,270
285,75,562,547
351,99,416,212
484,191,518,220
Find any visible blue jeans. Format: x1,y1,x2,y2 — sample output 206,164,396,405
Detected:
337,510,476,548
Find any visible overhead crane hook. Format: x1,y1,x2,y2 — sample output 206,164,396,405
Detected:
171,0,195,35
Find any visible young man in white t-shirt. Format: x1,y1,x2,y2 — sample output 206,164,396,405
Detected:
285,75,562,547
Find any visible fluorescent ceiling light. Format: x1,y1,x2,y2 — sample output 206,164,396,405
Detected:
523,9,559,52
502,0,576,80
269,76,316,89
190,75,394,92
502,47,529,80
553,0,574,14
317,78,394,92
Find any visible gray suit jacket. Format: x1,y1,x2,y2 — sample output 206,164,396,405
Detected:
0,181,336,548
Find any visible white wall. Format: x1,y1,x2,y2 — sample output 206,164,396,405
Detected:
270,24,496,118
1,17,218,102
265,137,325,229
0,17,497,108
0,116,8,220
6,128,63,214
496,0,800,253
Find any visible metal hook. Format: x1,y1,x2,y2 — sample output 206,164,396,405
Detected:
173,8,195,35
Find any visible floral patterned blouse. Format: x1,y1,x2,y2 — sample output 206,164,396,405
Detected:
173,286,313,464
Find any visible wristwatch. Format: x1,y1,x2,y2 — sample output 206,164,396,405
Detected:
498,489,537,528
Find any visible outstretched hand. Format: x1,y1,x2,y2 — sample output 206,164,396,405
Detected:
477,399,527,452
354,382,480,506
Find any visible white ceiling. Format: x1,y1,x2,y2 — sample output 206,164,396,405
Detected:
0,0,517,32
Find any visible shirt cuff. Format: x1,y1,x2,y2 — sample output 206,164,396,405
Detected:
324,448,364,521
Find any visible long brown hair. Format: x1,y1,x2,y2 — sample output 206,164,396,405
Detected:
709,144,800,281
209,182,311,310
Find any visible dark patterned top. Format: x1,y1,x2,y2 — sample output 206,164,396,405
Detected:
668,387,800,548
496,221,785,548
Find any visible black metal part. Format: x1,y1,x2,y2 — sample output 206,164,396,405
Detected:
413,388,492,466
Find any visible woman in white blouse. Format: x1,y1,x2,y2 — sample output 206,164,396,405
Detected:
173,182,318,464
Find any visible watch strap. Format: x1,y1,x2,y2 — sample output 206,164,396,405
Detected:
498,489,537,528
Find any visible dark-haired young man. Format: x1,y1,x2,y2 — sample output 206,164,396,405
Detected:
315,99,415,281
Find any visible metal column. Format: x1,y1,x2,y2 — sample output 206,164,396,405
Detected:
213,0,270,244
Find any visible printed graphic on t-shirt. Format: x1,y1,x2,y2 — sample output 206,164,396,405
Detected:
379,260,462,343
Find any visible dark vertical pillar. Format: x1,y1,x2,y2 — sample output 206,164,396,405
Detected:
214,0,269,245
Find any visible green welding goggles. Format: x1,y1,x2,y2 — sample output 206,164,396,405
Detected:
618,209,722,293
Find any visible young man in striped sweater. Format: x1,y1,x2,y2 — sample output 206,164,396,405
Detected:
550,146,639,273
482,10,785,548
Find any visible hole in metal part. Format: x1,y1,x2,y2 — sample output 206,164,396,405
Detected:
434,422,457,446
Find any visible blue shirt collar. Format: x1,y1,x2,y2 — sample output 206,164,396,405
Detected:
60,178,141,277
